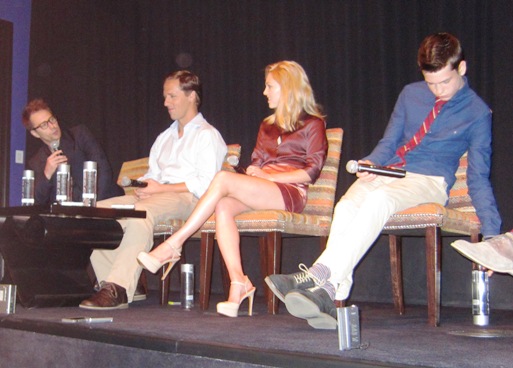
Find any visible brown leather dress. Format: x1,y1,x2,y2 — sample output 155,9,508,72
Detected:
249,116,328,213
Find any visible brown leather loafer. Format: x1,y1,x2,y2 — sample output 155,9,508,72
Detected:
80,282,129,310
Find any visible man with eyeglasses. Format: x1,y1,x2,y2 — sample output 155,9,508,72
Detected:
22,98,123,205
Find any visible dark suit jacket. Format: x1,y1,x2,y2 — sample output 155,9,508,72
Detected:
27,124,124,205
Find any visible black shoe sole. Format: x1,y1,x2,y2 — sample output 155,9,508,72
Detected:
285,292,337,330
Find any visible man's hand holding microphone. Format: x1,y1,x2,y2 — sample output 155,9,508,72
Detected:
346,160,406,181
44,140,68,180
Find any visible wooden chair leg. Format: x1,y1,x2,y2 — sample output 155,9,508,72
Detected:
259,236,269,302
159,269,170,305
266,231,282,314
389,234,405,315
155,234,171,306
335,300,347,308
138,269,148,295
319,236,328,252
219,255,230,299
199,232,215,310
425,226,442,327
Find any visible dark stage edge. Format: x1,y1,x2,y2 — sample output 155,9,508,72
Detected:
1,293,513,368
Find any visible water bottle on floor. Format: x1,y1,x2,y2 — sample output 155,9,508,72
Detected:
180,264,194,310
472,264,490,326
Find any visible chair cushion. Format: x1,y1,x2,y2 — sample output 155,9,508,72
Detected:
202,210,332,236
384,151,480,235
383,203,480,235
153,218,186,236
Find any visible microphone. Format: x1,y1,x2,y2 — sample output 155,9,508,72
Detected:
120,176,148,188
226,155,246,174
227,155,239,166
50,140,62,155
346,160,406,178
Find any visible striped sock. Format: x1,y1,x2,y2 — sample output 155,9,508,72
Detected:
309,263,336,300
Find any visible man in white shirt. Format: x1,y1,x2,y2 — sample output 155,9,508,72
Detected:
80,70,227,310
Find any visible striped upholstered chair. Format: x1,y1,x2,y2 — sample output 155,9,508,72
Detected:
382,152,480,326
199,128,343,314
117,144,242,304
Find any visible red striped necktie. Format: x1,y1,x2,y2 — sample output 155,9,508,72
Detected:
394,98,447,167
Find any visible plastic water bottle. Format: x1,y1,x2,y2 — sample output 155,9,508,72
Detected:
472,264,490,326
82,161,97,207
21,169,35,206
180,264,194,309
56,164,71,203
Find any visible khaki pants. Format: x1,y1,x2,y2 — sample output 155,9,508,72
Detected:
91,192,198,302
315,173,448,301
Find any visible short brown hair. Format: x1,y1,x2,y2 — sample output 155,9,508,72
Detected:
21,99,52,130
164,70,202,109
417,32,464,72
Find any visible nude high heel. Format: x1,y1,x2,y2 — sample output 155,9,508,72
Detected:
137,242,181,281
216,277,256,317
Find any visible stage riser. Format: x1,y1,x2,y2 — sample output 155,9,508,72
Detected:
0,328,274,368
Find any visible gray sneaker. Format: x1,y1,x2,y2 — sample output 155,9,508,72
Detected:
451,233,513,275
265,264,317,303
284,286,337,330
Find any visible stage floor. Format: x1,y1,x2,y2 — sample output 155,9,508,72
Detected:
1,292,513,368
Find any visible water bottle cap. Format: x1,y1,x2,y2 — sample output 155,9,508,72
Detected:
84,161,97,170
181,264,194,273
58,164,71,173
23,170,35,179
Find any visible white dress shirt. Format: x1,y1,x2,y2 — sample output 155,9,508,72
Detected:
140,113,227,198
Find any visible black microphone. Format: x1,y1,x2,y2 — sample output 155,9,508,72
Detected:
120,176,148,187
50,140,63,155
346,160,406,178
226,155,246,174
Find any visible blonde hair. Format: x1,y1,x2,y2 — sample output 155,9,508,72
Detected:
264,61,324,132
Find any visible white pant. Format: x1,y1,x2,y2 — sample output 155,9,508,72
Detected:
91,192,197,302
315,172,448,300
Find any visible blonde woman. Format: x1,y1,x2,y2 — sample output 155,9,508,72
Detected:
138,60,328,317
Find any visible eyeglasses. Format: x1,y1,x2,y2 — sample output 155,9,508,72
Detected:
32,116,58,131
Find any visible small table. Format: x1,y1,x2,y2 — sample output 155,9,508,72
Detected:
0,204,146,308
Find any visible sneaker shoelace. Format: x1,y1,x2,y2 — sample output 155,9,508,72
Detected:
298,263,325,287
